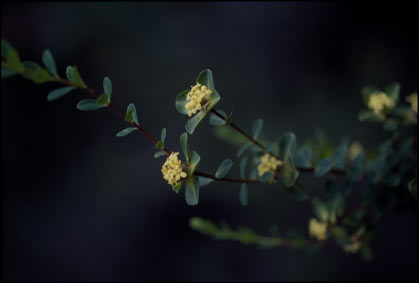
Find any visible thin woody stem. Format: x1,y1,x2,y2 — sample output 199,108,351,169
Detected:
210,108,346,175
194,170,260,184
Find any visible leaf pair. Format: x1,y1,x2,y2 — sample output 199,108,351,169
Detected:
116,103,140,137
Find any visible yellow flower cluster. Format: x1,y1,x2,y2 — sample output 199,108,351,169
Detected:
367,92,395,116
161,152,187,186
185,83,213,117
347,141,363,161
406,93,418,114
308,218,328,241
343,241,362,254
257,153,283,183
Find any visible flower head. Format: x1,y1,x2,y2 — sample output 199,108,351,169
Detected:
308,218,328,241
161,152,187,186
367,91,395,116
406,93,418,114
257,153,283,183
185,83,213,117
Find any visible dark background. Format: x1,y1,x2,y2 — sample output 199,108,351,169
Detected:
1,2,417,281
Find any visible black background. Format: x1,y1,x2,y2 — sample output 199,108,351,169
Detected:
1,2,417,281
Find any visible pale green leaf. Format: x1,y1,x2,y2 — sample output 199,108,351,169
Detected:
215,159,233,179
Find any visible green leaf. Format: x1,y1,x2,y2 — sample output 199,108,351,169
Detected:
154,151,167,158
47,86,75,101
331,142,348,170
361,84,379,107
260,172,273,183
66,66,86,87
125,103,139,124
160,128,166,143
189,151,201,174
408,178,417,198
196,69,215,89
295,146,312,167
252,119,263,139
225,108,234,125
103,76,112,98
283,156,299,188
312,197,329,221
198,176,214,187
155,141,165,150
185,175,200,205
180,132,191,163
96,93,110,106
284,182,308,201
215,159,233,179
77,99,104,111
314,158,331,177
185,111,206,134
172,182,181,194
21,61,51,84
237,142,252,157
329,193,345,224
209,109,226,126
239,183,248,206
116,127,137,137
384,82,400,105
1,68,18,78
42,49,59,77
175,89,189,115
278,132,297,161
239,156,248,178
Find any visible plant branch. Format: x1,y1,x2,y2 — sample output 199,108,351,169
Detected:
210,108,346,175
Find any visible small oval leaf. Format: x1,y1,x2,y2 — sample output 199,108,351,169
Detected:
314,158,331,177
198,176,214,187
175,90,189,115
42,49,59,77
252,118,263,139
185,175,200,206
196,69,214,89
161,128,166,142
180,132,191,163
47,86,75,101
77,99,104,111
215,159,233,179
125,103,139,124
116,127,137,137
237,142,252,157
103,76,112,98
154,151,167,158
